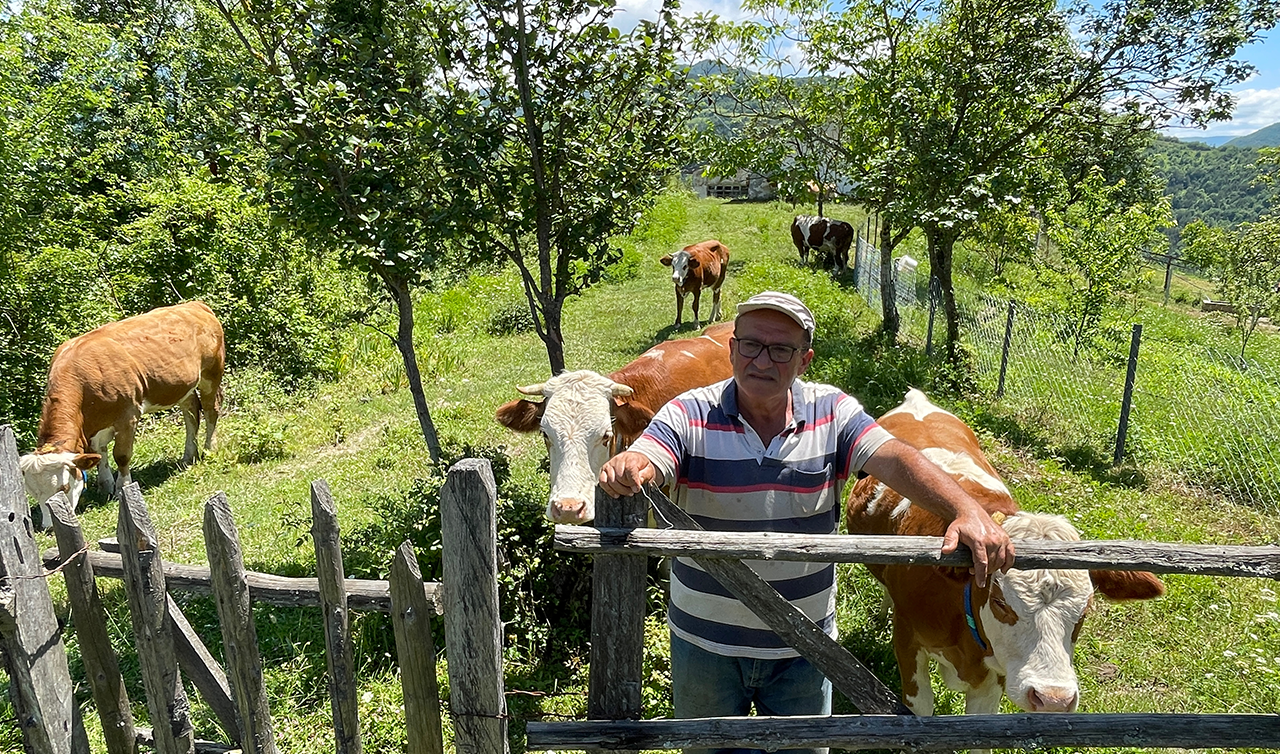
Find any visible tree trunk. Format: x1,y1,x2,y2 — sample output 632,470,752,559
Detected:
379,271,443,465
541,295,567,375
879,220,900,340
926,225,962,364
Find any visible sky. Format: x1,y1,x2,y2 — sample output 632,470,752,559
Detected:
611,0,1280,140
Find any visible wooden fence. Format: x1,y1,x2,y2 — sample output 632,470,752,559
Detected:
5,421,1280,753
0,426,510,754
527,485,1280,751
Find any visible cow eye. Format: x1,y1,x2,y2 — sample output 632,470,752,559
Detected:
601,432,614,446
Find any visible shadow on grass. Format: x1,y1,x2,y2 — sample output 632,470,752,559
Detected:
965,410,1149,491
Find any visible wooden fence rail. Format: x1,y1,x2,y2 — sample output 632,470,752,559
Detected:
547,484,1280,752
0,427,504,754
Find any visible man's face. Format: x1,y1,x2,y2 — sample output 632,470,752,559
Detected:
731,310,814,403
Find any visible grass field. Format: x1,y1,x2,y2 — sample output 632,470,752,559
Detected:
5,189,1279,753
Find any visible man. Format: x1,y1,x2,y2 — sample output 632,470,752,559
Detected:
598,291,1013,754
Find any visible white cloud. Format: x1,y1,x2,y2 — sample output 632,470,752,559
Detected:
1161,87,1280,139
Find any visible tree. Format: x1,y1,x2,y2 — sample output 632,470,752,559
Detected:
207,0,503,463
468,0,686,374
1182,218,1280,359
1047,168,1173,357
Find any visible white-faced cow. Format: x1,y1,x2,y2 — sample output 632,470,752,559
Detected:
791,215,853,273
660,240,730,329
846,389,1163,718
19,301,225,528
496,322,734,523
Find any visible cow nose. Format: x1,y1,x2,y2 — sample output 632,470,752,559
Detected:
551,499,589,524
1027,686,1078,712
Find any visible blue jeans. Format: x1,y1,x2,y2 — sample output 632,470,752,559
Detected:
671,632,831,754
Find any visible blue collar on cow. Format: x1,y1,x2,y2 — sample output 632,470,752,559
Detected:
964,581,988,651
82,469,89,485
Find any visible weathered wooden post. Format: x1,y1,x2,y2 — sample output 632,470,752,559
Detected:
440,459,508,754
587,487,647,731
311,479,362,754
0,427,87,754
204,492,279,754
117,482,195,754
389,542,445,754
46,492,136,754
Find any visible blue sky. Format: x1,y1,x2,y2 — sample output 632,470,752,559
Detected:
612,0,1280,139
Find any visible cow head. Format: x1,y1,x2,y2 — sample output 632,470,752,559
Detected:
660,250,698,287
496,370,654,524
973,511,1164,712
18,450,100,530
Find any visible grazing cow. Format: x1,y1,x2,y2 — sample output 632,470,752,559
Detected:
791,215,853,272
846,389,1163,718
19,301,225,528
496,322,734,523
660,240,731,329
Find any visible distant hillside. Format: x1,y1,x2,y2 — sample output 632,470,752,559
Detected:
1225,122,1280,148
1149,135,1270,230
1177,134,1236,147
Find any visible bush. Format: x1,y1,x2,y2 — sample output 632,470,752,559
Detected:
340,439,592,670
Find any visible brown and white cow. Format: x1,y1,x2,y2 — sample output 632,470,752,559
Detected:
497,321,734,523
846,389,1163,717
660,240,730,329
19,301,225,528
791,215,853,273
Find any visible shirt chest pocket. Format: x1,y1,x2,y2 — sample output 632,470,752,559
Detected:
775,463,834,518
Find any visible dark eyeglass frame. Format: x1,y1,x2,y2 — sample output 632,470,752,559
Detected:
731,337,804,364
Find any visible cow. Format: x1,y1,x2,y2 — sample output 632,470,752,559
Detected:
791,215,853,273
496,321,734,524
19,301,225,529
660,240,730,329
846,388,1164,719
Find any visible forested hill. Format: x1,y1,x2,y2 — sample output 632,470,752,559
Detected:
1149,136,1271,228
1225,122,1280,148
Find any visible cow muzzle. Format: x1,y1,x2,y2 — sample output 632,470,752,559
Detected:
548,498,592,525
1024,685,1078,712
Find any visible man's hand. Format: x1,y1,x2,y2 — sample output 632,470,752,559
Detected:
941,509,1014,588
598,451,660,498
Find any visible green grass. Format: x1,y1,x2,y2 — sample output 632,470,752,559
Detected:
6,191,1280,754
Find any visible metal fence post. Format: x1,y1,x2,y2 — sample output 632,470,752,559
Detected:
995,300,1015,399
1115,323,1143,466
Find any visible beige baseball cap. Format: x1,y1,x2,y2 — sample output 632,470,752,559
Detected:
735,291,816,340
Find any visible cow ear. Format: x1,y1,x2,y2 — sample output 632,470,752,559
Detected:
1090,569,1165,601
688,257,700,268
495,399,545,433
660,254,673,266
613,402,656,443
72,454,101,471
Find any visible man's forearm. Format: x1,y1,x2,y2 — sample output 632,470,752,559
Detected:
862,439,984,522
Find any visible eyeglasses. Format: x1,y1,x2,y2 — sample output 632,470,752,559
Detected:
732,337,804,364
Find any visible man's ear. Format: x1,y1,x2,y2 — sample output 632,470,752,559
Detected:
495,399,545,432
660,254,674,267
613,401,656,443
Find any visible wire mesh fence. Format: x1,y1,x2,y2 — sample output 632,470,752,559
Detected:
853,235,919,311
874,279,1280,516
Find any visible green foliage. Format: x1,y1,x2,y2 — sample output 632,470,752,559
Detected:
340,440,594,668
1046,168,1174,356
1150,137,1271,231
1182,217,1280,357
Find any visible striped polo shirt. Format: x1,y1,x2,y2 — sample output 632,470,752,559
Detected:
630,377,893,659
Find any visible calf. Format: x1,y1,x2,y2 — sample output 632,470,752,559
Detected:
660,240,730,328
846,389,1163,717
497,322,734,523
20,301,225,528
791,215,853,273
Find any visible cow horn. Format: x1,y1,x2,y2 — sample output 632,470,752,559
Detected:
516,383,546,396
611,383,635,398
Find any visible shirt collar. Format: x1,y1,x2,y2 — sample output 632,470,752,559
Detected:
721,378,810,433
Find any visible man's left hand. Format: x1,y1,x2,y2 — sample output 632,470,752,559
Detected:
941,510,1014,588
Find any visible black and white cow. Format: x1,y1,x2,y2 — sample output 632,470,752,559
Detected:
791,215,853,273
